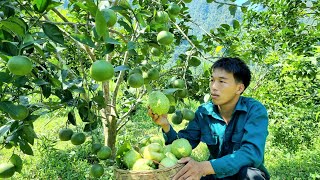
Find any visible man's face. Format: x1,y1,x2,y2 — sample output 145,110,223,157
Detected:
210,68,244,106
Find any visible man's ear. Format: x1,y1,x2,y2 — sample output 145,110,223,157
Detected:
236,83,245,94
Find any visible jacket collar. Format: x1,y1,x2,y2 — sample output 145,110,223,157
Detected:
200,96,248,120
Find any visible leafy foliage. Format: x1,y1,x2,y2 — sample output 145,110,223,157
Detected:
0,0,319,178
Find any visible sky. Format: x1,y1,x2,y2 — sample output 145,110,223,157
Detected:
235,0,248,5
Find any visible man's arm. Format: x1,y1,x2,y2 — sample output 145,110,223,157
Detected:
210,103,269,178
163,111,202,148
148,105,203,147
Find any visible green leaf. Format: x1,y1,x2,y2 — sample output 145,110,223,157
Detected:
2,41,18,56
19,140,33,155
220,24,230,30
0,101,16,115
85,0,98,16
92,95,105,109
78,105,89,122
118,20,132,33
40,84,51,98
232,20,240,29
0,125,11,138
13,76,29,87
42,23,64,45
103,43,115,55
74,1,97,16
228,5,237,17
0,72,12,83
10,154,23,173
24,115,41,122
61,89,73,103
34,79,49,85
136,13,146,27
74,2,89,12
22,125,37,145
95,9,108,38
83,121,98,132
241,7,247,13
68,110,76,126
110,6,127,11
116,141,131,168
163,88,179,95
127,41,136,50
3,5,15,17
105,38,121,44
34,0,50,13
47,1,63,10
71,33,95,48
1,17,26,38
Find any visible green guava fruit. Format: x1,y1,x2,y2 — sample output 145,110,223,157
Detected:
148,91,170,115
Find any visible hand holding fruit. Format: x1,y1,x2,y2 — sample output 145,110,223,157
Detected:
147,107,170,132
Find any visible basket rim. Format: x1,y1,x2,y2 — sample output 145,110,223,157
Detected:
114,163,185,174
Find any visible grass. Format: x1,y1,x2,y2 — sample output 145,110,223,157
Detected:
1,106,320,179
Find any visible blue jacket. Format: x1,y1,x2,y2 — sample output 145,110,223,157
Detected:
163,96,269,178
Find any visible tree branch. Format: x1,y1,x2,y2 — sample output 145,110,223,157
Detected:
52,8,69,22
109,29,129,43
116,89,147,132
173,21,198,50
39,20,87,26
116,118,130,132
49,8,96,61
173,21,220,62
111,24,139,109
38,20,128,43
190,20,214,38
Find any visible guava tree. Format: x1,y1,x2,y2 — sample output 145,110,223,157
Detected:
1,0,318,178
237,0,320,151
0,0,246,172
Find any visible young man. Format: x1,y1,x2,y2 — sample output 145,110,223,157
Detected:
148,57,270,179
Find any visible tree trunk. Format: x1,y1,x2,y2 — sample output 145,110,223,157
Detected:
101,82,118,159
107,113,117,157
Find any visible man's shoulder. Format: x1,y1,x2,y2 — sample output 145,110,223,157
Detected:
240,96,267,113
196,101,213,114
241,96,263,105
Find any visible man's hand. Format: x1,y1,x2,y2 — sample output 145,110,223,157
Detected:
147,107,170,132
173,157,214,180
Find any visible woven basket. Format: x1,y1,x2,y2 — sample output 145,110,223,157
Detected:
114,164,185,180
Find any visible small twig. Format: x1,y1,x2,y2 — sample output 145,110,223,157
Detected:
52,8,70,23
109,29,128,43
116,90,147,132
116,118,130,132
39,20,87,26
111,23,139,108
117,90,147,123
16,0,33,18
48,9,96,61
189,20,214,38
173,22,198,50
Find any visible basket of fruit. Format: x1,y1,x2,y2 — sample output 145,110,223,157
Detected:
114,136,192,180
114,163,185,180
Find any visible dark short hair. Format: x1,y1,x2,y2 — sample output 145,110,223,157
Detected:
211,57,251,90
